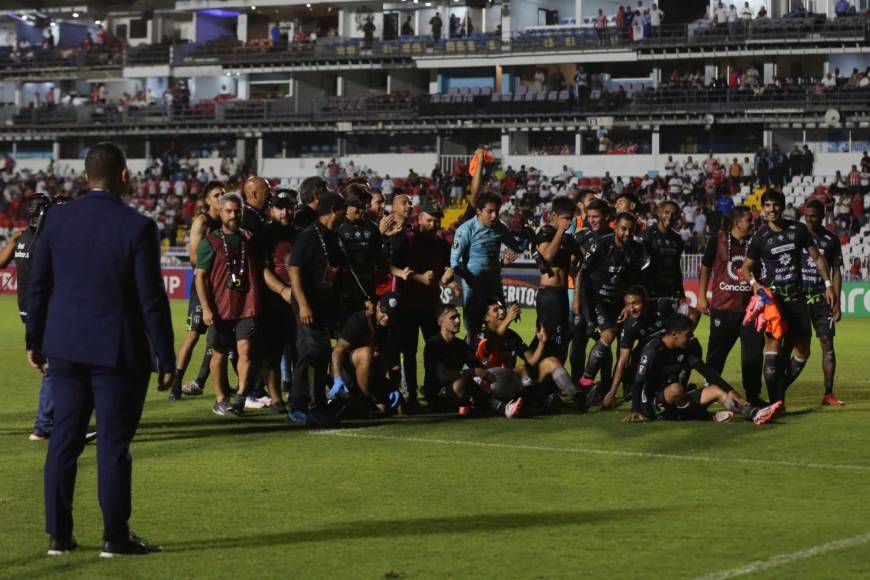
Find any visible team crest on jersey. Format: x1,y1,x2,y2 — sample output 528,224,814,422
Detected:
677,354,684,362
787,231,795,241
714,318,721,327
453,240,460,249
638,355,647,374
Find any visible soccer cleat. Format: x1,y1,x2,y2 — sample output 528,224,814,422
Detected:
579,376,595,388
822,393,845,406
244,396,266,410
714,411,735,423
504,397,524,418
753,401,783,426
168,389,182,401
229,395,245,415
288,410,310,424
29,431,49,441
47,536,78,556
85,431,97,444
269,400,288,415
457,405,472,416
212,400,233,416
181,381,203,396
99,533,162,558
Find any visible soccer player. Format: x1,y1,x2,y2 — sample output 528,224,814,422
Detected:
602,286,699,409
534,196,581,364
390,198,454,411
576,213,650,400
698,205,765,407
639,200,685,300
195,193,261,416
169,181,224,400
569,198,611,382
801,200,844,406
450,191,530,339
742,190,837,409
329,293,403,417
423,305,523,418
476,299,580,409
623,314,781,425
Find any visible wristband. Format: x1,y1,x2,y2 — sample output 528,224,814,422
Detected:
824,280,832,288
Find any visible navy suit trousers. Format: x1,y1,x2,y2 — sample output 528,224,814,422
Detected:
44,358,148,541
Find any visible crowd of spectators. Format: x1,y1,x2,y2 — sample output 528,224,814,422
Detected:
1,147,869,278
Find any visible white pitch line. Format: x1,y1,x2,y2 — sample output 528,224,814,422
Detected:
311,430,870,472
693,532,870,579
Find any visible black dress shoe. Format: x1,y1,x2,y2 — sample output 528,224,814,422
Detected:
47,535,78,556
99,533,162,558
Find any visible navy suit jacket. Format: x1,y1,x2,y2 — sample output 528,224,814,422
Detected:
26,189,175,374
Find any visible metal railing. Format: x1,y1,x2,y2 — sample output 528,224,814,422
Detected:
0,46,122,75
7,85,870,131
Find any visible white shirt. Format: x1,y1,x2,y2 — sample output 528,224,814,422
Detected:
714,7,727,22
682,204,696,223
650,9,664,25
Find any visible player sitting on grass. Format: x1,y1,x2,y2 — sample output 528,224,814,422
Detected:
476,299,584,411
623,314,781,425
328,293,404,418
423,304,523,418
602,286,700,409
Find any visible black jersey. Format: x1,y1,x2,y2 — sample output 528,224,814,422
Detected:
639,226,685,298
13,227,38,316
337,218,382,299
423,333,481,387
535,225,581,272
573,225,607,253
475,327,528,369
747,219,815,290
619,299,685,351
583,232,650,301
631,337,732,416
802,228,842,296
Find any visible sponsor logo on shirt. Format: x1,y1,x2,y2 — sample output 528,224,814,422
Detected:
770,243,796,255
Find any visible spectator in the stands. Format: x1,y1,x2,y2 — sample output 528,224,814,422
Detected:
402,15,414,36
740,2,753,22
363,17,376,48
835,0,852,17
801,145,814,176
649,4,664,35
430,12,443,41
594,9,608,44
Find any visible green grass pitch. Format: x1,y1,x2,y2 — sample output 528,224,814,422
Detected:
0,294,869,579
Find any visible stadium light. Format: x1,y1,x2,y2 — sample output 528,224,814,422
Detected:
72,12,79,18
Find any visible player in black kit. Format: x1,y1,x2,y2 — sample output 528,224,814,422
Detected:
623,314,780,425
801,200,844,406
576,213,650,400
742,190,837,409
639,200,685,300
602,286,699,409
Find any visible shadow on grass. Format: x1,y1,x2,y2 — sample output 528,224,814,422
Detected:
165,507,661,552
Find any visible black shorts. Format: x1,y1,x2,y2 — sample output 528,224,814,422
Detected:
777,296,811,339
654,387,708,421
208,317,257,352
592,299,622,332
808,300,836,338
535,287,570,361
260,301,295,367
186,286,207,334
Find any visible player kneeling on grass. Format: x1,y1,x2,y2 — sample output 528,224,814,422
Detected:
623,314,781,425
328,293,404,418
477,299,587,411
602,286,700,409
423,304,523,418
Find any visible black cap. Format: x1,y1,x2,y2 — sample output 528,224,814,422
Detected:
420,198,444,217
378,292,401,320
316,191,347,216
273,188,297,209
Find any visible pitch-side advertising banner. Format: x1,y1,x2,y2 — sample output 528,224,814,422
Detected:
2,268,869,318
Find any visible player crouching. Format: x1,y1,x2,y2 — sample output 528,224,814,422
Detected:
623,314,781,425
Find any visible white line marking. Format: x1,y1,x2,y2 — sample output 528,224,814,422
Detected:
694,532,870,579
311,430,870,472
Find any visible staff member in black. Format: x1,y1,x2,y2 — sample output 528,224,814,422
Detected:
27,142,175,557
337,183,382,317
289,192,357,426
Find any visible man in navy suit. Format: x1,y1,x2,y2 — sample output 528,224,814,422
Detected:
26,142,176,557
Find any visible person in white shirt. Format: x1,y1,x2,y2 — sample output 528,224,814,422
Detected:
173,178,187,197
740,1,753,21
664,155,677,176
650,4,664,31
682,202,696,226
741,157,753,184
714,2,728,25
381,174,394,198
821,72,836,89
159,178,171,195
668,175,683,196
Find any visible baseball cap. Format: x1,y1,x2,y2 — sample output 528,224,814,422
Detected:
273,188,297,209
420,198,444,217
316,191,347,216
378,292,401,320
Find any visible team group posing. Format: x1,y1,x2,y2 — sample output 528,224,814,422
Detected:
4,173,845,437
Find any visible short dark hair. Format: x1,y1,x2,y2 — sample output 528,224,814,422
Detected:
615,211,638,225
342,182,371,208
761,189,785,206
805,199,825,214
202,180,225,198
551,196,575,217
85,142,126,184
732,205,752,220
316,191,347,216
436,304,458,319
623,285,648,300
659,200,680,213
300,176,328,205
475,191,502,211
664,313,694,334
615,192,639,207
586,199,609,214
